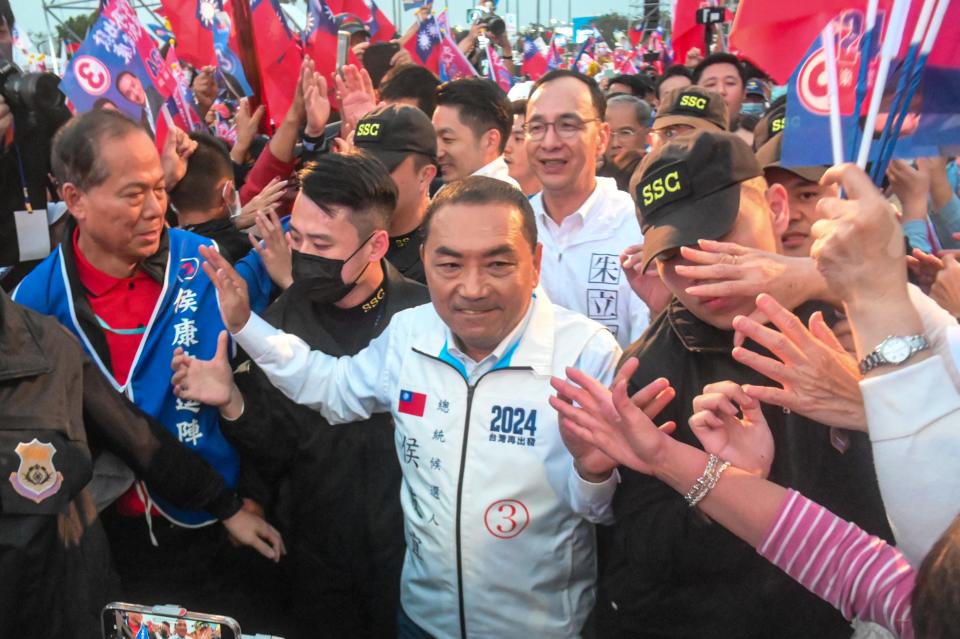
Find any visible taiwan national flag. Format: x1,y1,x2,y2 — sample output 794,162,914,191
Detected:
303,0,340,83
343,0,397,43
403,15,442,73
399,390,427,417
521,35,548,80
670,0,705,67
161,0,218,67
251,0,303,125
546,36,563,70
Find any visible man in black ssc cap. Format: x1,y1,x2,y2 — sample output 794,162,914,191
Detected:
593,130,893,638
648,86,728,154
354,104,439,284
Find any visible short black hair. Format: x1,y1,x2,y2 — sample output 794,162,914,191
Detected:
435,77,512,153
298,151,398,239
608,74,653,98
692,52,747,87
169,132,233,214
0,0,13,30
380,64,441,118
423,175,537,252
511,99,527,118
914,515,960,639
531,69,607,120
656,65,693,98
51,110,147,190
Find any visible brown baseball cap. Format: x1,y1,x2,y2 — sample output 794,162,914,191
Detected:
636,130,761,272
754,104,828,183
653,86,729,132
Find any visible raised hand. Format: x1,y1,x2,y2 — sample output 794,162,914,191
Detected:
549,363,676,475
234,176,287,230
621,244,673,315
198,244,251,333
171,330,234,407
731,294,866,431
231,98,265,163
301,55,331,138
249,209,293,290
160,125,198,190
334,64,377,134
930,253,960,318
689,381,774,478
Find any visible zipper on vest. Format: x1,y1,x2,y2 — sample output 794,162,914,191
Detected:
413,348,533,638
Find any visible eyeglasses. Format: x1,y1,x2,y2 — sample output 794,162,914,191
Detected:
610,128,640,140
523,117,600,141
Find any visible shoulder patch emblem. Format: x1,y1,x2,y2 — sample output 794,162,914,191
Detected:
9,439,64,504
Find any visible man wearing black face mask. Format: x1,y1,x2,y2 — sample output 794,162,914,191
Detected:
206,151,429,637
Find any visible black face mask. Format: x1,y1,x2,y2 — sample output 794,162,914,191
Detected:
291,234,374,305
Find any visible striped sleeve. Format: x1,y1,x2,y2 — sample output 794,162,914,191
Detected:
758,490,916,639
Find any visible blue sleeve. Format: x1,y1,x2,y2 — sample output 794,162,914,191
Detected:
947,160,959,196
235,251,273,314
930,194,960,250
903,219,932,253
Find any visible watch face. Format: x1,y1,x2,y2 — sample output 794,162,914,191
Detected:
880,337,911,364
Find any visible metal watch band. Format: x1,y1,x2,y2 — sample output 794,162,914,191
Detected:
858,335,930,375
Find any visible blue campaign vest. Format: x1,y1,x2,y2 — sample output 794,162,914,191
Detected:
14,229,240,526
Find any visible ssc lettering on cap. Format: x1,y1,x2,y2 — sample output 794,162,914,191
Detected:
679,94,708,111
355,122,382,139
771,117,785,134
637,162,691,216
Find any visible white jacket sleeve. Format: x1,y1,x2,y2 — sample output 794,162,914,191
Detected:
564,329,623,524
861,354,960,565
233,312,396,424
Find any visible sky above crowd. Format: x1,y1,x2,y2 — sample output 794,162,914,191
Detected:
11,0,647,39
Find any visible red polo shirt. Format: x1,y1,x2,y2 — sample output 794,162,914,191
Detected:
72,228,162,386
74,229,163,517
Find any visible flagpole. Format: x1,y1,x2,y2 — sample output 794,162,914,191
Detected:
875,0,950,178
229,0,266,128
848,0,879,161
855,0,911,171
821,22,844,166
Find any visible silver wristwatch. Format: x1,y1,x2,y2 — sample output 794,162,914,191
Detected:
858,335,930,375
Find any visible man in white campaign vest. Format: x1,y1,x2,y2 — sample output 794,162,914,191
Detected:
526,70,650,348
172,176,657,638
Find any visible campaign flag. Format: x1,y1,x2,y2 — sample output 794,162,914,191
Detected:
435,10,477,81
212,10,253,97
398,389,427,417
165,47,204,132
573,35,595,67
404,15,442,73
671,0,706,67
343,0,397,43
251,0,303,124
147,22,176,47
613,48,639,75
161,0,218,67
521,35,548,80
728,0,876,84
103,0,178,98
487,44,513,91
61,0,173,135
134,624,151,639
782,4,960,167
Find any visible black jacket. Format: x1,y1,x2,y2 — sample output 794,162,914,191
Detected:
594,299,893,639
182,218,252,265
0,290,241,638
222,262,429,637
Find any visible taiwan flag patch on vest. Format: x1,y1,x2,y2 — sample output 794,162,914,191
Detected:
399,389,427,417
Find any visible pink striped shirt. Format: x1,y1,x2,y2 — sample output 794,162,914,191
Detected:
758,489,916,638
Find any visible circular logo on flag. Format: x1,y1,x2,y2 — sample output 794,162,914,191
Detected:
73,55,111,96
484,499,530,539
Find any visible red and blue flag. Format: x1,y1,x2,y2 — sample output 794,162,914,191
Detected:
399,390,427,417
403,15,442,73
487,44,513,92
521,35,548,80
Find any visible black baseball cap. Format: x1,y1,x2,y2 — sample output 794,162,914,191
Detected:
353,104,438,172
754,104,827,182
636,130,761,272
653,86,728,132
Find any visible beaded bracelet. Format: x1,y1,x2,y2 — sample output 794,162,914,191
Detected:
684,454,731,507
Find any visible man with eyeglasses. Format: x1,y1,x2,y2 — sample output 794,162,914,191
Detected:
526,70,649,348
648,86,728,154
599,95,652,193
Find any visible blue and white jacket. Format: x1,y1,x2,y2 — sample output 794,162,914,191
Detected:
12,225,268,526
